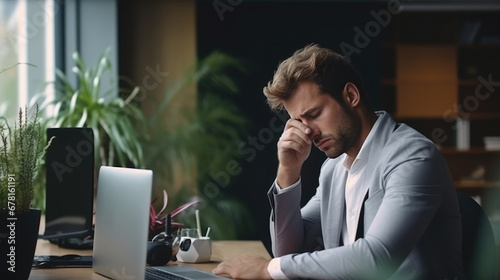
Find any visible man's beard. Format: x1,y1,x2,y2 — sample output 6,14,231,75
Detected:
316,107,361,159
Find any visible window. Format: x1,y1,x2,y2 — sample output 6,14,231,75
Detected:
0,0,117,121
0,0,55,120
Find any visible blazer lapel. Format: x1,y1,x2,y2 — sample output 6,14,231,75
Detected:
355,191,370,241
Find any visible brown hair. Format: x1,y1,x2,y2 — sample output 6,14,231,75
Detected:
263,44,369,110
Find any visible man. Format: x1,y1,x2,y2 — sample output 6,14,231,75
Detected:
213,44,464,279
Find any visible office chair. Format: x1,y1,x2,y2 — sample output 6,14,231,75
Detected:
457,191,497,280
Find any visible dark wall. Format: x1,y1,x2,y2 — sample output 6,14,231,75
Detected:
196,1,387,252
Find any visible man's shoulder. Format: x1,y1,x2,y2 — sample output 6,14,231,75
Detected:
373,112,440,162
379,122,443,168
374,111,436,151
390,122,436,150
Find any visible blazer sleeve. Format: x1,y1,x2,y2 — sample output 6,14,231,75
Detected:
268,181,323,257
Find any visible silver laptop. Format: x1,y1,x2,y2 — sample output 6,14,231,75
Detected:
93,166,153,280
92,166,224,280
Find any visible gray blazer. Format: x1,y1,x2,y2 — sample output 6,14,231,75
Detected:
268,112,464,280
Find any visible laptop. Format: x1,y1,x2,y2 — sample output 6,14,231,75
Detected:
93,166,224,280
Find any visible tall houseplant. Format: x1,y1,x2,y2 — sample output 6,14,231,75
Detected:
145,51,254,240
38,49,146,168
0,106,47,279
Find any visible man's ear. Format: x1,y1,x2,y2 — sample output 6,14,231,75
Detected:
343,82,361,108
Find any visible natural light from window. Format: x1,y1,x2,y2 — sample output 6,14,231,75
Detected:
0,0,55,121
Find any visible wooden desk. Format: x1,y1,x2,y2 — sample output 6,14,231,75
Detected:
29,240,270,279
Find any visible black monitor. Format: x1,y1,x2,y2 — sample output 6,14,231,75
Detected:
41,127,94,247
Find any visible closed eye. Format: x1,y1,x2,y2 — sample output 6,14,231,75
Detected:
306,110,321,120
298,106,322,121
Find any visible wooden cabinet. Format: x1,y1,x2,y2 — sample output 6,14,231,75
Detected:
381,11,500,196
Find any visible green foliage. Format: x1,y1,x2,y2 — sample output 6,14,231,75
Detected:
145,51,247,188
33,48,253,240
0,106,46,213
145,51,253,240
39,49,147,167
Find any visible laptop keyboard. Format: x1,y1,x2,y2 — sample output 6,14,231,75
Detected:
145,267,190,280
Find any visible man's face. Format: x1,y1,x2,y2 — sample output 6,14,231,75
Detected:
283,81,360,159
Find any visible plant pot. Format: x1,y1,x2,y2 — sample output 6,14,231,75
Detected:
0,208,41,280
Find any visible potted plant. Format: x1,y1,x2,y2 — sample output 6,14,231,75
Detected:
149,189,199,240
24,49,147,213
37,48,147,168
0,105,48,279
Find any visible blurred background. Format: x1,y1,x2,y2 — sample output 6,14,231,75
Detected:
1,0,500,258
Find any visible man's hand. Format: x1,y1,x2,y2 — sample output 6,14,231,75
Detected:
276,119,312,188
212,255,272,279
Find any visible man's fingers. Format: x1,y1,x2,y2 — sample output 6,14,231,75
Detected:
212,265,231,278
285,119,311,136
212,255,272,279
213,259,239,278
279,138,310,154
281,126,312,146
279,126,312,152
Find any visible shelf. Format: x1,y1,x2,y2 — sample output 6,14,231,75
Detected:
392,109,500,121
439,147,500,154
382,11,500,193
455,180,500,189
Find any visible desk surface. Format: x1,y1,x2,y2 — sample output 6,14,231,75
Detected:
30,239,270,279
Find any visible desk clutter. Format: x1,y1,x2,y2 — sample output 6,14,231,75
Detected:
28,128,221,280
32,240,270,280
149,210,212,265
